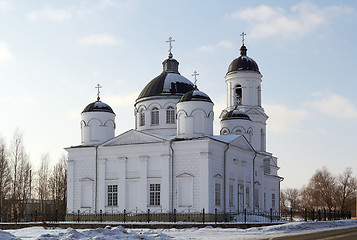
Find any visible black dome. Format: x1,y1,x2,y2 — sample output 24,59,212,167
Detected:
227,45,260,75
82,100,115,114
179,87,212,103
137,58,194,101
221,109,251,121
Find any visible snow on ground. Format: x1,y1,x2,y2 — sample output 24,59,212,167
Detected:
2,219,356,240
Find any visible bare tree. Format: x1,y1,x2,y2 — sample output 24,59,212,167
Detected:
281,188,300,210
37,154,50,217
0,137,12,219
335,167,356,212
49,155,67,219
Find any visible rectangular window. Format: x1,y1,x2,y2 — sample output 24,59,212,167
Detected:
229,184,234,207
166,107,175,124
246,186,250,208
272,194,276,211
215,183,221,206
149,184,160,206
107,185,118,206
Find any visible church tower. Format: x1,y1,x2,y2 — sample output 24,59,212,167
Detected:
220,33,268,151
81,84,116,146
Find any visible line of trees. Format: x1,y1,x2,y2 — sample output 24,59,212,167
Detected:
0,130,67,221
281,167,356,213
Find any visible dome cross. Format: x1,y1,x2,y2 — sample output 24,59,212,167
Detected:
166,37,175,58
95,83,102,101
192,70,199,86
240,32,246,46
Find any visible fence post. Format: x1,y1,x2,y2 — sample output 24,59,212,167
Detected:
323,208,326,221
244,208,247,223
100,209,103,222
333,210,336,220
77,210,80,223
290,208,293,222
123,209,126,223
214,208,217,224
312,209,315,221
318,209,321,221
304,209,307,221
202,208,205,224
173,209,176,223
147,209,150,223
55,209,58,222
270,208,273,223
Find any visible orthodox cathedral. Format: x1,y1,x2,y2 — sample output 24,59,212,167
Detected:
66,36,282,215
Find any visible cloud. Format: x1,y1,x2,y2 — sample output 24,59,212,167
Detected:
229,2,354,40
78,34,120,47
306,91,357,119
27,6,72,21
105,92,139,107
0,0,14,11
264,104,309,134
196,40,234,53
0,41,14,64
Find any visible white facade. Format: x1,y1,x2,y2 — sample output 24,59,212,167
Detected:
66,45,282,214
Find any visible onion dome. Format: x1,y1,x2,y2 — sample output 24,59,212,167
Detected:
221,109,251,121
82,98,115,114
227,45,260,75
137,57,194,101
179,86,212,103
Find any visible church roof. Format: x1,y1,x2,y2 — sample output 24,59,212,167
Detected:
178,86,212,103
82,99,115,114
227,45,260,75
221,109,251,121
136,57,194,101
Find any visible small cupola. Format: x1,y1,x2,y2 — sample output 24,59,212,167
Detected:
176,71,214,138
81,84,116,146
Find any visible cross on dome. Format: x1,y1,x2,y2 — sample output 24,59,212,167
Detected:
192,70,199,86
166,37,175,58
240,32,246,46
95,84,102,101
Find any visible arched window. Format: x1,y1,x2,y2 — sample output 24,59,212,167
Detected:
235,84,242,105
258,85,261,106
139,109,145,126
166,106,175,124
151,107,159,125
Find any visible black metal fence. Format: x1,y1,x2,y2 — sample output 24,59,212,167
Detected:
1,208,352,223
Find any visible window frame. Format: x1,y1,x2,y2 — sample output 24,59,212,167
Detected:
166,106,175,124
107,184,118,207
151,107,159,125
139,108,145,126
149,183,161,206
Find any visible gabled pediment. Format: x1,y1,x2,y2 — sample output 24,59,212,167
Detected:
230,135,254,152
101,129,168,146
246,107,269,118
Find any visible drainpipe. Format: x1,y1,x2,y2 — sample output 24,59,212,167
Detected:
169,139,175,213
95,145,98,213
223,143,230,213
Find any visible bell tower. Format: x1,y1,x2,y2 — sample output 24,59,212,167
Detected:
220,33,268,151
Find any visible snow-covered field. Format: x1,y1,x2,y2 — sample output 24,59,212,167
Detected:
1,219,356,240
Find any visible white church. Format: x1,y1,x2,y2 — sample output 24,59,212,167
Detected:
66,37,282,215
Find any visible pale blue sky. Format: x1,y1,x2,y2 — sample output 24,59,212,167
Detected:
0,0,356,189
